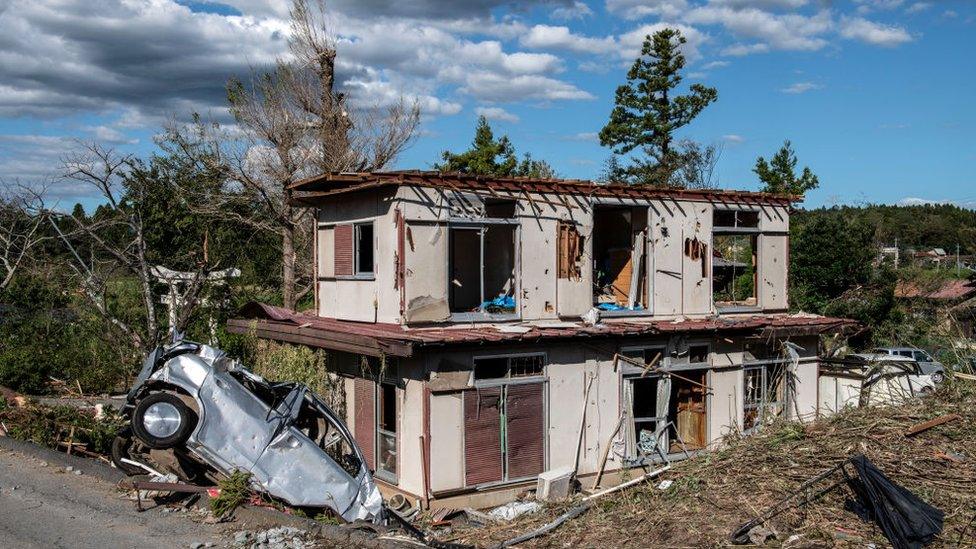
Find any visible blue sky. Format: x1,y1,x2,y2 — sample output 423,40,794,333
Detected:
0,0,973,210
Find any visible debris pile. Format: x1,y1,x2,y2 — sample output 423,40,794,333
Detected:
451,379,976,547
232,527,314,549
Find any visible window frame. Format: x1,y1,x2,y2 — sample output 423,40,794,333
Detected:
353,221,375,278
712,207,761,312
742,364,786,434
374,380,398,483
447,220,521,322
472,352,547,388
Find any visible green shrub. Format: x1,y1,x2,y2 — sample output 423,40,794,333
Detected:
251,341,345,416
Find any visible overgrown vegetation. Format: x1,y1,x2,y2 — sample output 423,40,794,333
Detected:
0,401,125,455
248,339,345,416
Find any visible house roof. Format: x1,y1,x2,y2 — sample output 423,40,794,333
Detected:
227,302,856,358
287,171,798,207
894,278,976,301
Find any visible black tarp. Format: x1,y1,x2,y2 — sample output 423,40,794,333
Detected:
844,454,944,549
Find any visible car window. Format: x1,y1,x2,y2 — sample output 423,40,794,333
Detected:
914,351,931,362
897,351,913,358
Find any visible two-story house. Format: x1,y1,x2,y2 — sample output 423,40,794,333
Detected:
228,171,854,509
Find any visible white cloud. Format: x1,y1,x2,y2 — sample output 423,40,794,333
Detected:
721,134,745,144
567,131,599,142
780,81,822,94
702,60,730,69
87,125,139,145
618,23,709,61
853,0,905,14
605,0,689,20
897,196,976,209
711,0,809,9
475,106,520,123
459,73,595,102
520,24,617,54
684,6,832,52
942,10,958,19
722,42,770,56
839,17,913,47
551,1,593,20
904,2,931,14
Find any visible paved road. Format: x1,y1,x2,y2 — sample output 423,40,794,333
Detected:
0,443,233,549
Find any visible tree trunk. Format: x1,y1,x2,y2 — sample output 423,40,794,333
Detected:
282,214,297,310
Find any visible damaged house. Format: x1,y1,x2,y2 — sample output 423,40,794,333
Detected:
229,171,855,509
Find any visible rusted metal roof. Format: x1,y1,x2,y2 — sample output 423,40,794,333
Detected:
287,170,798,206
228,302,855,358
895,279,976,301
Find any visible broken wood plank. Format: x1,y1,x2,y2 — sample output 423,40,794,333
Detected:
954,372,976,382
904,414,961,437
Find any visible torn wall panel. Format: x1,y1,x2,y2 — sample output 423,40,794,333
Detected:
403,223,450,323
759,234,789,310
681,202,713,315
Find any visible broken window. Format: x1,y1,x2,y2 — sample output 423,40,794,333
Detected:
669,370,707,452
449,224,517,315
620,347,668,460
474,355,544,380
592,206,648,311
557,222,583,280
743,365,786,433
375,382,397,482
355,222,374,276
713,209,759,308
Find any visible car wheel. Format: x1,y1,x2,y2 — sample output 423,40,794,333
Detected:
111,427,149,475
131,392,196,450
932,372,944,384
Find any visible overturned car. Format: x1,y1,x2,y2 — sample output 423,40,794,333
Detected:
112,340,383,523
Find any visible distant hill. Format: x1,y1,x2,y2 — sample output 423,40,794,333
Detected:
794,204,976,256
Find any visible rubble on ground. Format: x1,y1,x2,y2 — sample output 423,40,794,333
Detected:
450,378,976,548
232,527,314,549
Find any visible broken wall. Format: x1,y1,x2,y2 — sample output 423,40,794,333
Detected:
650,198,713,316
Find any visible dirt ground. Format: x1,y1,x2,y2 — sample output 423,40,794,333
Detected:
448,379,976,548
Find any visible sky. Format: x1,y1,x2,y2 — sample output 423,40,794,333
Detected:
0,0,973,210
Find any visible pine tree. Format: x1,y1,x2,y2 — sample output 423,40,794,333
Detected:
436,116,556,178
599,29,717,187
754,140,819,195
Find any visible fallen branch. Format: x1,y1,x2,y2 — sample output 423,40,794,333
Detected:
904,414,961,437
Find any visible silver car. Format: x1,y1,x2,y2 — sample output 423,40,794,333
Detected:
113,341,383,523
873,347,946,383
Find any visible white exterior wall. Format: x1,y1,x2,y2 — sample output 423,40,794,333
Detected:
397,359,426,497
316,189,400,323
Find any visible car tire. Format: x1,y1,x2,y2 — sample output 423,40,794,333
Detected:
932,372,944,384
111,428,149,475
131,392,196,450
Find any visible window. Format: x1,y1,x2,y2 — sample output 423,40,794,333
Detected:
713,209,759,309
743,365,786,433
448,224,517,316
592,206,648,311
355,222,374,276
474,355,544,380
557,222,583,280
375,382,397,481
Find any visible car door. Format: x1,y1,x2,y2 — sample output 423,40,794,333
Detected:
190,370,286,474
250,387,382,522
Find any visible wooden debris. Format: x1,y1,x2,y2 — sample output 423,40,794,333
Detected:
904,414,961,437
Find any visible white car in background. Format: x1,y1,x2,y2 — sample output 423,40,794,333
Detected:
848,353,939,406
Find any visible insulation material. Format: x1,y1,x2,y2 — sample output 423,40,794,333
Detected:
759,234,789,310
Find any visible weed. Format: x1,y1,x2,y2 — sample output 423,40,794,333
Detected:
210,470,253,518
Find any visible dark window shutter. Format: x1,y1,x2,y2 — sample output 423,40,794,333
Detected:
335,224,354,276
463,388,504,486
354,377,375,470
505,383,545,479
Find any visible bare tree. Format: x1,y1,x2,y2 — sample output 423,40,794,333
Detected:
54,143,210,351
675,140,722,190
165,0,420,310
0,185,46,290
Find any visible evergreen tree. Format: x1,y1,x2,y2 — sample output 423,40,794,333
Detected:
599,29,717,187
436,116,556,178
754,140,819,195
